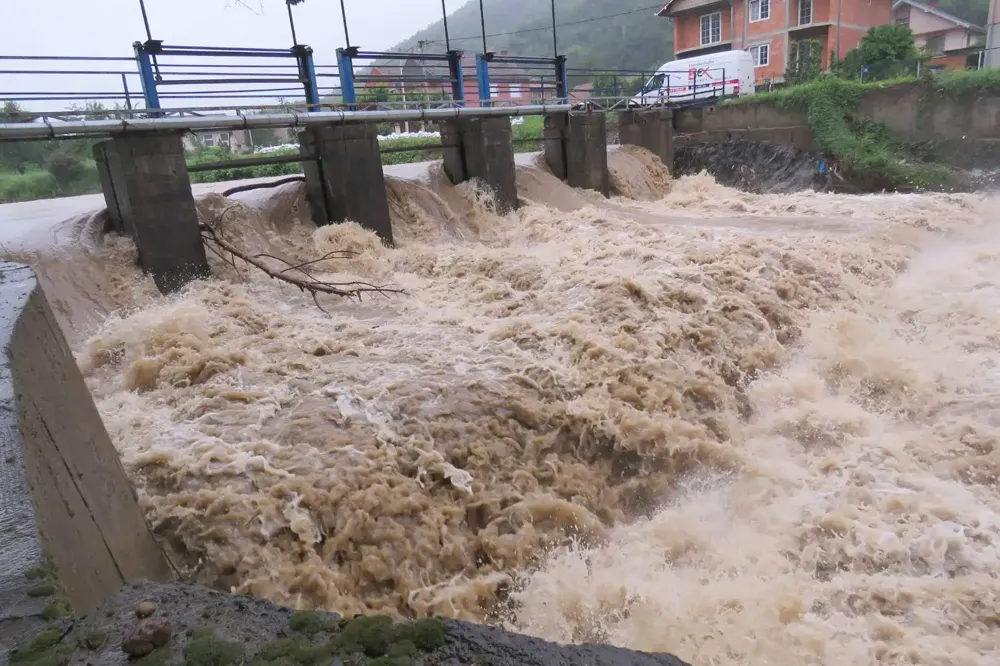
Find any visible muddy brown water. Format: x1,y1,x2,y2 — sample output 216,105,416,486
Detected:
2,149,998,665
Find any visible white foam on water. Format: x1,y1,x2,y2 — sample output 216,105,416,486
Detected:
4,153,998,664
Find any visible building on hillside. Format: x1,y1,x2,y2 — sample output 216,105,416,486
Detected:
656,0,892,82
182,117,295,154
569,82,595,102
892,0,986,70
983,0,999,67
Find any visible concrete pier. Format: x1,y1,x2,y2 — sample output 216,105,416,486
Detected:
543,114,569,180
618,108,675,170
543,112,609,197
440,117,518,213
0,263,173,622
300,124,394,246
94,134,209,294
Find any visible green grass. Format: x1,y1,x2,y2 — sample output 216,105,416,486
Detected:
187,119,547,184
726,75,967,190
0,163,100,203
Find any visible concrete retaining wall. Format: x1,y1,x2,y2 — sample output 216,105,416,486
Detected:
0,263,172,624
859,81,1000,141
675,83,1000,152
674,103,814,152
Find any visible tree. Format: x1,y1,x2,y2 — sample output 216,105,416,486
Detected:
786,40,823,85
45,151,85,186
832,24,918,80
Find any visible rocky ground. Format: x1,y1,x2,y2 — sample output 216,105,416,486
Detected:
1,581,691,666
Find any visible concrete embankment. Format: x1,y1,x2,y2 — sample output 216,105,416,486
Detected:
0,262,172,653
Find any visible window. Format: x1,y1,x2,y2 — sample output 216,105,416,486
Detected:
894,10,909,26
510,84,523,98
203,134,215,148
749,44,770,67
218,132,230,145
925,35,945,55
799,0,812,25
700,12,722,45
489,84,499,98
750,0,770,22
643,73,666,93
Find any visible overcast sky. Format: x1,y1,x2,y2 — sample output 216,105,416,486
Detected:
2,0,452,110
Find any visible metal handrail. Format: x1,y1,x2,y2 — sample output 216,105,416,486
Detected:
0,104,573,140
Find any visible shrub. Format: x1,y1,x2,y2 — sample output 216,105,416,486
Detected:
45,151,85,186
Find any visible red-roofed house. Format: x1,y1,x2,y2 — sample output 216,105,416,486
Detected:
656,0,892,81
891,0,986,70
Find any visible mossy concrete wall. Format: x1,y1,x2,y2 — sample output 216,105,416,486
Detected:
674,83,1000,151
673,103,814,152
859,81,1000,141
0,263,172,624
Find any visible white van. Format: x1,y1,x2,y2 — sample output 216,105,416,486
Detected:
629,50,755,107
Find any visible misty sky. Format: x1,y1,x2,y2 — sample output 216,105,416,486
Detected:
2,0,455,110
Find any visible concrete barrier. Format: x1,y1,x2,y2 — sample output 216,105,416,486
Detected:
93,134,210,295
619,109,675,168
673,105,813,152
440,117,519,213
0,263,173,624
543,112,610,197
299,124,395,246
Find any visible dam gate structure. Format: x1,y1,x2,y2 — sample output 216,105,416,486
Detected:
4,103,676,296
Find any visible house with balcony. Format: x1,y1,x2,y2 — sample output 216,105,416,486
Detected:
892,0,986,70
657,0,893,81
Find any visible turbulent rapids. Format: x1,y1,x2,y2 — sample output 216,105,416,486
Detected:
6,146,1000,665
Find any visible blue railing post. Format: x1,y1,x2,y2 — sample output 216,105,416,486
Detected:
555,55,568,103
337,47,357,105
475,53,491,105
294,44,321,109
447,50,465,106
133,41,161,111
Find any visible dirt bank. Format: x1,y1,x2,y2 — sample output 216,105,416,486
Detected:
2,581,689,666
673,139,824,193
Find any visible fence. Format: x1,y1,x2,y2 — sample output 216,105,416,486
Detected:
564,66,737,110
0,44,343,115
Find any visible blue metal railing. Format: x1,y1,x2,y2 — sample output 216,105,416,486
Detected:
476,53,568,107
0,45,340,114
3,43,577,114
335,48,466,109
132,41,323,111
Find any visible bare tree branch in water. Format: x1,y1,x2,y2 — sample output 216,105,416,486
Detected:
200,207,404,312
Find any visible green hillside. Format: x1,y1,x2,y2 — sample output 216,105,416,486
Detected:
393,0,675,73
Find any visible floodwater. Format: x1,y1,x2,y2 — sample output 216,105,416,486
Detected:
2,147,998,666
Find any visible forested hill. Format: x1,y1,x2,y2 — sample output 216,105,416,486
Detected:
391,0,675,72
935,0,991,26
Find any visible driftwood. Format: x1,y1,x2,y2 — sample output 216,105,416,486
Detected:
199,206,404,313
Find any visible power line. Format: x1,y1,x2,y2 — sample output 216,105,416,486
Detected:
423,3,666,46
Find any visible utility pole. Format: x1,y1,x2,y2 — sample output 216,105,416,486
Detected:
441,0,451,52
551,0,558,58
287,1,299,46
479,0,488,54
340,0,352,48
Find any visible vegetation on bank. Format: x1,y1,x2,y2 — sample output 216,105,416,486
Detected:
730,73,993,190
725,20,1000,192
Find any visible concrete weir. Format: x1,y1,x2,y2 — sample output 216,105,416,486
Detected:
87,108,671,296
0,263,172,627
